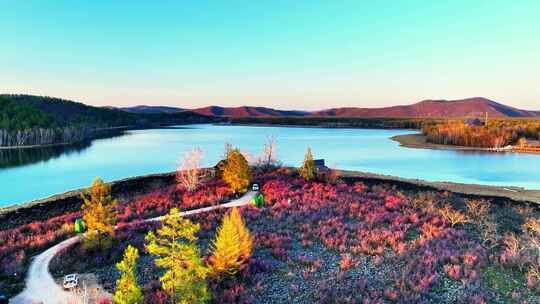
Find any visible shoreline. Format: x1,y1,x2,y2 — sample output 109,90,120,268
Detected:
391,133,540,155
390,133,493,152
2,168,539,229
221,122,417,130
0,126,133,150
0,124,209,150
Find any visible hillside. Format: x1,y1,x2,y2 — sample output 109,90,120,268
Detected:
0,95,216,147
191,105,310,117
130,98,539,119
1,95,140,128
314,97,540,118
119,105,184,114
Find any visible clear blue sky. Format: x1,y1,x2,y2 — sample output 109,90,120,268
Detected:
1,1,538,110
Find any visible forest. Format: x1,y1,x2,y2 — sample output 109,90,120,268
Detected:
229,116,435,129
0,95,218,147
423,119,540,148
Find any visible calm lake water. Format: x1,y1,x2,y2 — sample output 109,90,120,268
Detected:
1,124,539,207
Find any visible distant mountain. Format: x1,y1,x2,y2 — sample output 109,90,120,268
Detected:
190,106,310,117
313,97,540,118
120,105,184,114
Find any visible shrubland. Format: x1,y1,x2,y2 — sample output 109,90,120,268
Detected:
2,143,540,303
42,170,540,303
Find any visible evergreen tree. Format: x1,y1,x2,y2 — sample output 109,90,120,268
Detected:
222,148,252,194
229,208,252,260
81,177,117,249
299,146,316,181
210,207,252,276
145,208,210,304
114,245,143,304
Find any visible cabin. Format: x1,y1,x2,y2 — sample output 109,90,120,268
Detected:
314,159,329,172
464,118,485,126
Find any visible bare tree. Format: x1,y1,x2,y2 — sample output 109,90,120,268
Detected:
257,135,279,171
223,142,233,159
177,147,205,192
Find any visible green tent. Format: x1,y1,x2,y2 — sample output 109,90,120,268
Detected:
251,193,264,208
74,218,86,234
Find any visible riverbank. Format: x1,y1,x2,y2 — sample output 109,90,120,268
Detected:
392,133,540,155
390,133,492,152
339,169,540,205
222,122,416,130
0,126,135,150
2,167,539,231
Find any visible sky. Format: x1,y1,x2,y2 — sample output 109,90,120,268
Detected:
1,1,539,110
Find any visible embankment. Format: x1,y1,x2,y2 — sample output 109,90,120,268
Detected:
392,133,540,155
2,168,539,231
0,171,178,230
390,133,490,151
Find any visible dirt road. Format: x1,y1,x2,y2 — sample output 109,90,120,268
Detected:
10,191,255,304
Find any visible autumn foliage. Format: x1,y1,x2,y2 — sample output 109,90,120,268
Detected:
423,119,540,148
177,147,205,192
299,146,316,181
114,245,143,304
210,208,253,276
81,177,118,249
222,148,252,194
145,208,210,304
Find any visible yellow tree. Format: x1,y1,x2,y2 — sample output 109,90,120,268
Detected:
222,148,252,194
145,208,210,304
114,245,143,304
210,207,253,276
229,208,252,260
299,146,316,181
81,177,117,249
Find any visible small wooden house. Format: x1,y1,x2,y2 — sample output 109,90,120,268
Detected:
464,118,485,126
314,159,329,172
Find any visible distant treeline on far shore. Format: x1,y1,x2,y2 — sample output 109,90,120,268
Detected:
228,116,434,129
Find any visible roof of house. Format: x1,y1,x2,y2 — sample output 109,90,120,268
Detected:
313,159,325,166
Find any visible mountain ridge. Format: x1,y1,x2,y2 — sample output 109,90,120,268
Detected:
121,97,538,118
312,97,539,118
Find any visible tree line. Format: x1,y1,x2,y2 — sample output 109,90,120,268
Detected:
423,119,540,148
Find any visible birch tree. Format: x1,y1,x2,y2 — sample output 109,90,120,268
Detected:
177,147,205,192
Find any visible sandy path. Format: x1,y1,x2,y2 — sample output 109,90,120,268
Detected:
10,191,255,304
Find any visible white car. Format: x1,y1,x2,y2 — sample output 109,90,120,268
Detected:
63,274,79,290
252,183,260,191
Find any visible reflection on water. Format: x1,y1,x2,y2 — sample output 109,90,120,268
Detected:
1,125,539,207
0,130,127,169
0,141,91,169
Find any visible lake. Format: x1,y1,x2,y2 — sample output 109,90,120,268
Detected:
1,124,539,207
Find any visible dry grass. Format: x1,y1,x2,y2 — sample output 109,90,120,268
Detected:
524,218,540,236
465,199,490,221
439,204,468,227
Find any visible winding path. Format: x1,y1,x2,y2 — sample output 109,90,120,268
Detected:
10,191,255,304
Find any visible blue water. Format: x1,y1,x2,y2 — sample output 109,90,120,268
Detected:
1,124,539,207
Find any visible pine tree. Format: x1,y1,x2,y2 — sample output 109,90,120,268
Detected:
114,245,143,304
210,207,252,276
229,208,252,260
81,177,117,249
222,148,252,194
145,208,210,304
299,146,316,181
